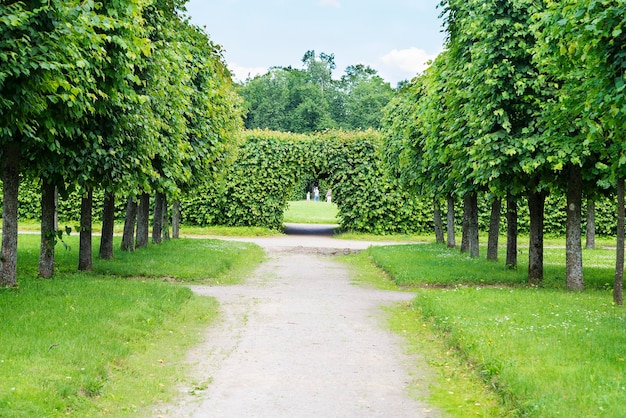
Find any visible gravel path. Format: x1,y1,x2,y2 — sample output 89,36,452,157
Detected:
154,225,441,417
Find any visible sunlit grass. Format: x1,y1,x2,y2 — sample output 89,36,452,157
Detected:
283,200,338,224
0,274,218,417
365,242,616,290
15,234,264,284
354,243,626,417
414,288,626,417
0,233,264,416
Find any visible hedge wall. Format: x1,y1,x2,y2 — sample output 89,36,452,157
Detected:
178,129,429,233
2,129,619,236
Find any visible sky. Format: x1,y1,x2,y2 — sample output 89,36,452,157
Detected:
183,0,446,86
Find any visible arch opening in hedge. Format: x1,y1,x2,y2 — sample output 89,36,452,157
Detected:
178,129,432,234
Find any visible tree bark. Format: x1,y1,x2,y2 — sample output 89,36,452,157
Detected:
506,194,518,269
468,192,479,258
487,197,501,261
152,192,164,244
78,188,93,271
528,189,546,285
39,180,56,278
585,198,596,250
162,194,170,241
433,196,444,244
99,191,115,260
172,200,181,239
446,195,456,248
1,143,20,287
121,196,137,251
614,177,624,306
461,194,470,253
566,165,584,291
136,193,150,249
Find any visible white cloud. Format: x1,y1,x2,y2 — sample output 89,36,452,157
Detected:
319,0,341,8
229,63,268,82
380,47,436,75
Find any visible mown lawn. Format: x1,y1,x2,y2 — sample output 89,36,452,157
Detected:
352,242,626,417
0,234,264,417
283,200,338,224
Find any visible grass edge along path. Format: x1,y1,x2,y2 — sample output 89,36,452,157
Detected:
339,252,506,417
0,235,265,417
356,243,626,417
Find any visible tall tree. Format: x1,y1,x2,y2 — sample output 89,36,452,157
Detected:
533,0,621,291
0,1,105,283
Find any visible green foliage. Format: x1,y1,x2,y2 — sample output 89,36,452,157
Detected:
238,51,394,133
176,129,431,233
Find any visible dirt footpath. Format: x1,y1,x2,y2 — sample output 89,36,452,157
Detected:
154,225,441,417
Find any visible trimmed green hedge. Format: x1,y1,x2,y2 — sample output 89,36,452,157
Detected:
178,129,428,233
2,129,619,236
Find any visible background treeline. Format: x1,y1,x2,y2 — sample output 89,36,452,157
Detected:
237,50,395,133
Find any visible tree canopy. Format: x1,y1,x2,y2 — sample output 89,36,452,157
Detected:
383,0,626,300
238,50,395,133
0,0,242,285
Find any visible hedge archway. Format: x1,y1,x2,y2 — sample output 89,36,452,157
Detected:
180,129,432,234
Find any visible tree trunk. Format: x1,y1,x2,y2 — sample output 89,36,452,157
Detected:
121,196,137,251
433,196,444,244
78,188,93,271
461,194,470,253
136,193,150,249
566,165,584,291
586,198,596,250
468,192,479,258
172,200,181,239
487,197,501,261
506,194,518,269
152,192,164,244
614,177,624,306
446,195,456,248
1,143,20,287
39,180,56,278
99,191,115,260
162,194,170,241
528,190,546,285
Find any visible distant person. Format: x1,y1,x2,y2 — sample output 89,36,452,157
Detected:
313,186,319,202
306,191,311,201
326,189,332,203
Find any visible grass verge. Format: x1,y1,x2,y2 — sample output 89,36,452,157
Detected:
365,242,616,290
16,234,264,285
0,233,264,416
339,251,506,416
180,224,279,237
356,243,626,417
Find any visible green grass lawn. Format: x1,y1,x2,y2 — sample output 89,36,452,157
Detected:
283,200,339,224
0,234,264,417
350,243,626,417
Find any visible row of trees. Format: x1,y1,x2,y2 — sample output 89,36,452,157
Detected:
238,50,395,133
0,0,242,286
383,0,625,302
